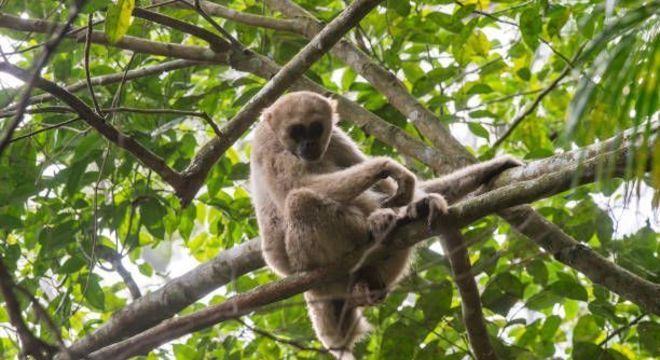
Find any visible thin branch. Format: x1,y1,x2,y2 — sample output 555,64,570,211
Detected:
0,62,185,191
491,59,574,149
84,13,103,116
97,245,142,300
7,117,81,144
265,0,467,167
6,59,202,111
0,0,84,157
598,314,645,346
235,318,329,354
0,258,58,360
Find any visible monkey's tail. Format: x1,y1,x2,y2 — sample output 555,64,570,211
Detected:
305,290,371,359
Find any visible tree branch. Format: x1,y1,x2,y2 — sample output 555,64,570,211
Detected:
0,12,229,62
0,62,185,191
154,0,305,33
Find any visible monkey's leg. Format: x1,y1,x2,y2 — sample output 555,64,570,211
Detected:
283,188,371,271
305,285,370,359
420,156,522,203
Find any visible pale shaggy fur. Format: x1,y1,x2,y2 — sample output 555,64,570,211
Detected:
250,92,418,356
249,91,522,357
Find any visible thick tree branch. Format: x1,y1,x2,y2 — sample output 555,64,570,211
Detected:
86,144,659,358
0,62,185,191
154,0,305,33
65,128,658,357
0,12,229,62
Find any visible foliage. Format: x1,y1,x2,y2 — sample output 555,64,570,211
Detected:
0,0,658,359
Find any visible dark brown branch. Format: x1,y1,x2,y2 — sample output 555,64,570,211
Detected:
7,117,81,144
132,7,230,52
97,245,142,300
0,258,58,360
176,0,386,205
84,13,103,116
0,62,185,191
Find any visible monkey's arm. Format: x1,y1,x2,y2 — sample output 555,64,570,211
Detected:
329,129,397,196
304,157,415,206
420,156,522,204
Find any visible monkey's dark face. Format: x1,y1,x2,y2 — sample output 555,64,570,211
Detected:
264,92,335,163
286,121,325,161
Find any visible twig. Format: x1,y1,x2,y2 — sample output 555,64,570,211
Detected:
97,245,142,300
190,0,243,49
85,13,103,116
0,0,85,157
598,314,646,346
492,46,583,149
7,117,81,144
235,318,328,354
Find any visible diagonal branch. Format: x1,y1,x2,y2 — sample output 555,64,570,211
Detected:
0,62,185,191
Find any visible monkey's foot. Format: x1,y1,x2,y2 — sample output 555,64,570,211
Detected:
406,194,448,229
350,281,386,307
367,208,399,242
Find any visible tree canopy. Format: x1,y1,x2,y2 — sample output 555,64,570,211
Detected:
0,0,658,359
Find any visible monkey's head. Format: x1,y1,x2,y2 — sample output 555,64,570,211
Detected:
263,91,337,162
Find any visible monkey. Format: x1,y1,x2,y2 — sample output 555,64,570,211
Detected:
249,91,522,358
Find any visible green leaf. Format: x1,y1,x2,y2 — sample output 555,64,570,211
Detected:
0,215,22,231
520,8,542,51
417,281,452,323
638,321,660,356
140,199,167,239
573,315,601,343
82,274,106,310
388,0,411,17
105,0,135,44
468,122,490,139
549,280,588,301
60,256,86,274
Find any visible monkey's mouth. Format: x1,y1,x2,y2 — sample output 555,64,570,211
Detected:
296,149,322,162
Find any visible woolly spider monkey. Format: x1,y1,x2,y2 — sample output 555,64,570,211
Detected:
249,91,521,358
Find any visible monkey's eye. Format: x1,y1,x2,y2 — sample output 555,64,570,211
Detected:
288,125,305,141
308,122,323,139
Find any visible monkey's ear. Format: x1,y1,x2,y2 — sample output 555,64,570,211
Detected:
328,98,340,124
262,107,274,127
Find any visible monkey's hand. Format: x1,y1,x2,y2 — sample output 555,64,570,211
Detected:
376,159,416,208
405,193,448,230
